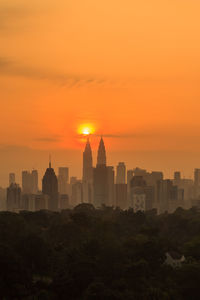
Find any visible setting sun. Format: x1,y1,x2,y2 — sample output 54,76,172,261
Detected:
78,124,95,136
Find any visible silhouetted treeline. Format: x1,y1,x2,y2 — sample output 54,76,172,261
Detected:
1,205,200,299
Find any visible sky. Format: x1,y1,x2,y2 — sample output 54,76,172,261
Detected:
1,0,200,186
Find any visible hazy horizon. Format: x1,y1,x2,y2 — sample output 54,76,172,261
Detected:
0,142,199,188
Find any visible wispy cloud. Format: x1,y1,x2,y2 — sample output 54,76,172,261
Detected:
0,57,107,87
33,135,63,143
94,132,154,139
0,3,37,32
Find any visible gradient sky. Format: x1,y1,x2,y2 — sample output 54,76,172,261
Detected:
1,0,200,186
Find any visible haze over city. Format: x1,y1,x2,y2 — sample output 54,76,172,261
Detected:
1,0,200,186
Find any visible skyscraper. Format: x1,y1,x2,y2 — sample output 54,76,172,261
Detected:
22,170,38,194
157,179,179,213
194,169,200,186
97,137,106,166
115,184,127,209
116,162,126,184
71,180,82,207
42,160,58,211
7,183,21,212
22,171,31,193
107,166,115,206
130,176,154,211
9,173,15,186
174,171,181,181
194,168,200,198
82,138,93,203
127,169,134,203
83,138,93,181
93,137,110,207
31,170,38,194
58,167,69,195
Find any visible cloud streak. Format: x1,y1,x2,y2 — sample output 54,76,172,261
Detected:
0,57,107,88
0,3,37,32
93,133,154,139
33,134,63,143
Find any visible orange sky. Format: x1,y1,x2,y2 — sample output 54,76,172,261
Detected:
1,0,200,186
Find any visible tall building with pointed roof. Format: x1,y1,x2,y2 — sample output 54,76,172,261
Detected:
83,138,93,182
93,137,114,207
42,158,58,211
97,137,106,166
82,138,93,203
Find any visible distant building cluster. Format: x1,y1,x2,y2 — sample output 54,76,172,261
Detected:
1,137,200,213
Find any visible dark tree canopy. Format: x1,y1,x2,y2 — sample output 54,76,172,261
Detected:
0,206,200,299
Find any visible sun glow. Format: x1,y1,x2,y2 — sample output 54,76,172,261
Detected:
78,124,95,136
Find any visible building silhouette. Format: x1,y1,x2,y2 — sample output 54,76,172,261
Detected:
107,166,115,206
127,169,134,204
130,176,154,212
7,183,21,212
115,183,127,209
71,179,82,207
157,179,180,213
93,137,109,207
97,137,106,166
174,171,181,181
82,138,93,203
22,170,38,194
59,194,69,209
42,160,58,211
31,170,38,194
116,162,126,184
9,173,15,186
58,167,69,195
194,168,200,198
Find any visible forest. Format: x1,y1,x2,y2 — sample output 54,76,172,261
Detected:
0,205,200,299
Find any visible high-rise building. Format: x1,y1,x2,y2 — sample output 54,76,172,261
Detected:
9,173,15,186
107,166,115,206
0,187,6,211
127,169,134,203
194,169,200,186
59,194,69,210
82,139,93,203
93,137,109,207
97,137,106,166
157,179,180,213
134,167,147,177
174,171,181,181
115,184,127,209
42,160,58,211
83,138,93,181
35,194,48,211
22,171,31,193
7,183,21,212
116,162,126,184
194,169,200,198
58,167,69,195
31,170,38,194
22,170,38,194
130,176,154,211
93,165,108,207
71,180,82,207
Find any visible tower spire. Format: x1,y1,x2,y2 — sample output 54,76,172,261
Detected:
97,137,106,166
49,154,51,168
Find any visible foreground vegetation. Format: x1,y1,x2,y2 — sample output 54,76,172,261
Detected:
1,205,200,299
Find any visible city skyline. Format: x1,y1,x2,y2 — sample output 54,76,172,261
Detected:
1,136,200,188
1,0,200,184
4,136,200,214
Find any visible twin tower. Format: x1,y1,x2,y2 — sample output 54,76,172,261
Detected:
82,137,112,206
